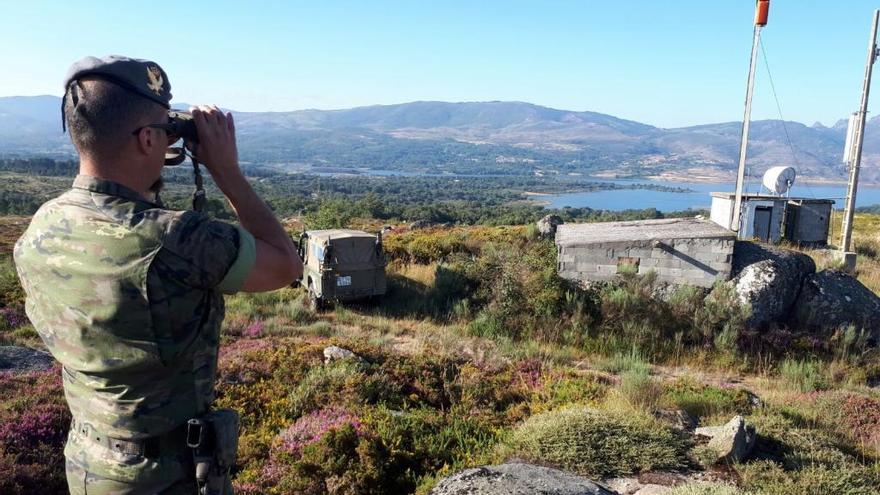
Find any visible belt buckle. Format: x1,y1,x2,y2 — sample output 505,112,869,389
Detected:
71,418,145,457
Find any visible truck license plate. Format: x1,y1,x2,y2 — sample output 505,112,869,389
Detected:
336,276,352,287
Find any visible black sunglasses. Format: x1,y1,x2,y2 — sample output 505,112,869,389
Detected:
131,122,176,136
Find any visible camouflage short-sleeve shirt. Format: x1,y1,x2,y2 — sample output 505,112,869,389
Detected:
13,175,255,440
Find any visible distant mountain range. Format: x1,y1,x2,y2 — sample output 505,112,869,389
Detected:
1,95,877,182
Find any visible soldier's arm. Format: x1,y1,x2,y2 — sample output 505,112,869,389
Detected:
192,105,302,292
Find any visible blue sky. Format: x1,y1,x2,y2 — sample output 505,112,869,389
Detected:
1,0,878,128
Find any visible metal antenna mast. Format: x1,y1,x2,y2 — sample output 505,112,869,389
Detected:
732,0,770,231
840,10,880,256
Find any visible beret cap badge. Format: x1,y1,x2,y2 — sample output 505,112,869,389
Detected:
146,65,164,95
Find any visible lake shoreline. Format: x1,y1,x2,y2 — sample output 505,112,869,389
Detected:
530,177,880,212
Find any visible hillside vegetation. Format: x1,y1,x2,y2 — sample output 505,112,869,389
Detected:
1,212,878,494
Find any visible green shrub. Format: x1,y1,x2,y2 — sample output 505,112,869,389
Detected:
538,374,608,409
509,407,690,477
738,459,880,495
662,377,753,419
597,347,650,374
740,407,880,494
467,310,509,339
619,368,662,411
366,406,498,477
693,282,749,351
301,321,334,337
616,262,639,276
253,405,501,495
667,284,705,319
592,271,703,358
288,360,368,417
787,390,880,456
273,296,316,325
0,255,24,307
779,359,828,393
830,325,870,363
305,198,356,229
450,298,471,321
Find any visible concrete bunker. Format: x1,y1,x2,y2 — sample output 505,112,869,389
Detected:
555,218,736,288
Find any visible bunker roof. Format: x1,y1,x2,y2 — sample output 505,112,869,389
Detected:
306,229,377,241
556,218,734,246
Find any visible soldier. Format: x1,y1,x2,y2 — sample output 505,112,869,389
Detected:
13,55,303,494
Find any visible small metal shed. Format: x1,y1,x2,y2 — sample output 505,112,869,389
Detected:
710,192,835,246
783,198,834,246
710,192,786,243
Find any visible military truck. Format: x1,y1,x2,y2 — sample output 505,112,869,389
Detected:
297,229,386,309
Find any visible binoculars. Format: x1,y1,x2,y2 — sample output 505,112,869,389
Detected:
164,110,198,166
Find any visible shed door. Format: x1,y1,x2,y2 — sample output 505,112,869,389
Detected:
753,206,772,241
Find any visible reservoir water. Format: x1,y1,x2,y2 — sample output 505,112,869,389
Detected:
544,179,880,212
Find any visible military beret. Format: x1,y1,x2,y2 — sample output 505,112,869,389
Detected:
65,55,172,107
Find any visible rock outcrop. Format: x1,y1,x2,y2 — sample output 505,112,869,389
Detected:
729,242,815,328
323,345,364,364
537,215,564,237
0,346,54,373
653,409,698,432
430,462,614,495
790,270,880,341
694,415,755,464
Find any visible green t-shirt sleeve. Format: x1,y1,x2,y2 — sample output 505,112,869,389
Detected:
217,226,256,294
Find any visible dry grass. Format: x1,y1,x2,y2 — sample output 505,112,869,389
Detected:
786,211,880,295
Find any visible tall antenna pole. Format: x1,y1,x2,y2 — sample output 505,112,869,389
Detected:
841,9,880,253
732,0,770,231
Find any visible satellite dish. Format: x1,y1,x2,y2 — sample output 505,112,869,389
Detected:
762,166,797,195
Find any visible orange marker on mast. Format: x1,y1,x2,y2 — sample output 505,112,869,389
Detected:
755,0,769,26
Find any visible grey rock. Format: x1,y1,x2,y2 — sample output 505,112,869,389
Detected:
790,270,880,341
695,415,755,464
0,345,54,373
537,214,564,237
409,220,434,230
731,241,815,277
323,345,363,364
653,409,698,432
744,390,762,408
729,242,815,328
633,485,670,495
604,477,641,494
430,462,615,495
652,283,709,303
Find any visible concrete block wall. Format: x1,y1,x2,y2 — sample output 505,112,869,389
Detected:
558,237,734,288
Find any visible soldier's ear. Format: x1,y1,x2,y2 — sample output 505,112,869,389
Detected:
134,127,157,156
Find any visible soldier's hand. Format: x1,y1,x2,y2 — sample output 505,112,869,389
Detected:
191,105,241,179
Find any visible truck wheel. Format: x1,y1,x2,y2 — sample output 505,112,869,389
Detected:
308,282,323,311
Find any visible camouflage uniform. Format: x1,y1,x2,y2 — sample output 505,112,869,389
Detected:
14,175,255,494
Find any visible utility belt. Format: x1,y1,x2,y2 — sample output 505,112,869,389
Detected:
69,417,188,458
70,409,240,495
